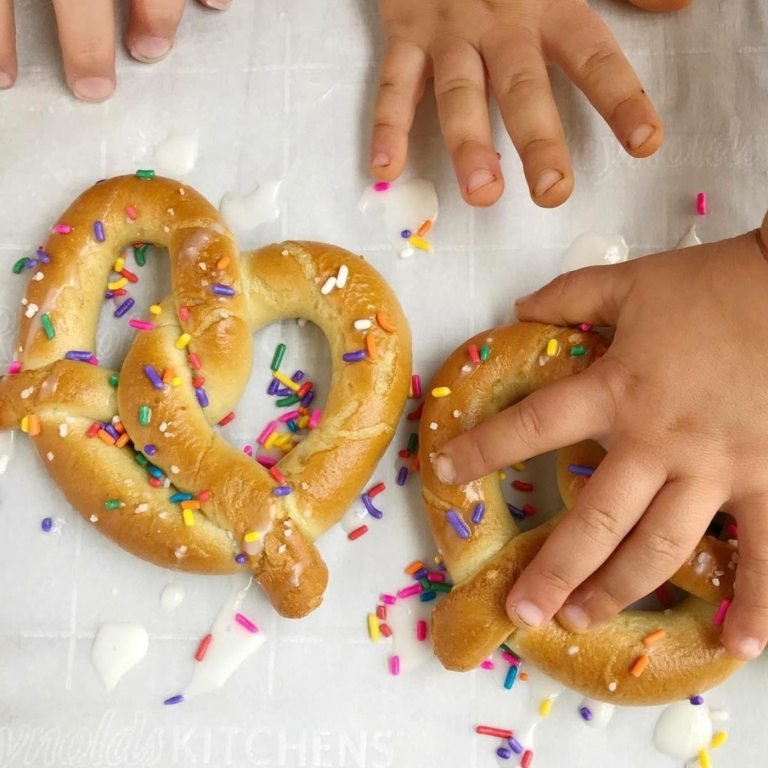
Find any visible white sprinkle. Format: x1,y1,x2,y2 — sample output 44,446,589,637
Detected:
58,423,69,438
284,528,293,537
20,387,34,399
461,364,473,373
336,264,349,288
46,452,54,461
297,318,308,327
135,503,149,513
608,681,617,692
398,247,415,260
24,303,39,319
199,262,208,271
281,249,290,256
320,276,337,295
452,409,462,418
159,422,168,433
174,545,188,559
300,482,309,490
167,207,175,216
179,187,186,196
170,465,180,475
21,298,27,306
90,515,99,523
278,544,287,554
33,272,44,282
429,422,438,431
712,578,721,587
163,225,170,233
163,477,171,489
354,319,372,331
714,570,724,577
567,645,579,656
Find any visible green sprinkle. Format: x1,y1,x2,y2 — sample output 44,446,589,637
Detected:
419,578,431,591
570,344,586,357
407,433,419,454
134,452,149,467
108,374,120,388
500,643,514,655
479,344,491,362
431,582,453,593
276,394,301,407
138,405,152,426
271,343,287,371
136,169,156,180
134,244,149,266
104,499,122,510
12,258,28,274
40,313,55,340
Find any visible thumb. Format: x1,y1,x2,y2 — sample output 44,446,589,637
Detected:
515,263,631,327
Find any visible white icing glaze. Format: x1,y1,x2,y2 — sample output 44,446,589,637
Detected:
358,178,439,256
182,576,266,699
560,232,629,273
90,622,149,691
675,224,702,249
578,697,616,729
159,583,185,610
153,133,199,176
220,181,282,233
654,700,713,761
0,430,15,474
340,502,369,534
387,596,434,673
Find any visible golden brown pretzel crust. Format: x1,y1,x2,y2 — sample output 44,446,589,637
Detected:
420,322,741,704
0,176,411,618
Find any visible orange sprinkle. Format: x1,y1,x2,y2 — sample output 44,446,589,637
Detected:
376,312,396,333
115,433,130,449
365,333,378,360
97,429,116,446
26,413,41,436
405,560,424,575
181,500,201,510
416,219,433,238
216,255,231,270
162,367,174,384
519,672,529,681
630,654,649,677
642,629,666,647
113,420,126,434
410,454,420,472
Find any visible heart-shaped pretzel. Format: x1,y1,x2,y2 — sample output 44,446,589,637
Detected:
0,174,411,618
420,322,742,704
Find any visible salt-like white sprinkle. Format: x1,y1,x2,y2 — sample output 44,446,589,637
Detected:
354,319,372,331
278,544,287,554
281,249,289,256
33,272,44,282
567,645,579,656
336,264,349,288
135,503,149,513
90,515,99,523
24,303,39,318
159,422,168,432
608,681,617,692
429,422,438,430
712,578,720,587
320,276,337,295
174,545,188,559
452,409,462,418
170,465,180,475
20,387,34,399
59,423,69,438
46,452,54,461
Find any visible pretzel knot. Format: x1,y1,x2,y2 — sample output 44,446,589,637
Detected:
0,175,411,618
420,323,742,704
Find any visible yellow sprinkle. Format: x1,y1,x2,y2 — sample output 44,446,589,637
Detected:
546,339,559,357
107,277,128,290
171,376,183,387
698,748,711,768
149,304,162,316
182,508,195,527
20,415,29,433
539,699,553,717
408,235,433,252
431,387,451,398
367,614,381,642
298,415,310,429
512,462,527,472
275,433,292,447
497,470,507,480
175,333,192,349
264,432,279,450
244,531,260,544
278,442,293,454
113,257,125,272
711,732,727,749
273,370,300,392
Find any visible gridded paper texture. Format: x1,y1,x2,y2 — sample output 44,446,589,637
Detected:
1,1,768,766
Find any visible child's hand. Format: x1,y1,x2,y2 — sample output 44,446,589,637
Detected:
370,0,689,208
0,0,230,102
434,218,768,661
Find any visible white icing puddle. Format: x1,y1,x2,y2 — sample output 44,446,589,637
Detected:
654,700,713,762
387,597,433,674
153,133,199,176
220,181,282,233
159,584,185,611
560,232,628,272
675,223,702,249
91,622,149,691
578,697,616,729
0,429,15,474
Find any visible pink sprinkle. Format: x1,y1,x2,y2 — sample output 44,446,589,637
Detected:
712,598,731,626
234,613,259,633
389,655,400,675
86,356,99,366
397,584,423,599
579,323,592,332
129,319,154,331
125,206,138,221
243,445,254,457
416,620,427,642
726,523,738,539
257,455,276,469
7,361,21,375
411,374,422,398
309,409,322,429
380,593,397,605
696,192,707,216
279,410,301,423
178,306,190,322
427,571,446,583
53,224,72,235
480,660,495,670
257,420,278,445
468,344,481,365
373,182,391,192
502,651,521,666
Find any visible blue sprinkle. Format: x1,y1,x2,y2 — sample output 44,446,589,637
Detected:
114,298,135,318
419,591,437,602
568,464,594,477
503,665,518,690
273,486,292,497
287,420,298,433
170,493,194,503
163,694,184,706
471,503,485,524
211,283,236,297
148,465,164,479
507,503,526,521
508,737,523,754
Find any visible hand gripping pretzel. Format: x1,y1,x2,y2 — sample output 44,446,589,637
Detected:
0,175,411,618
420,322,742,704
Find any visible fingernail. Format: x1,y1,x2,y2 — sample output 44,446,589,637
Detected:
627,124,655,150
371,152,390,169
466,169,496,195
434,454,458,485
0,71,13,90
515,292,535,305
510,600,544,628
131,36,172,63
533,169,564,199
560,603,591,632
734,636,763,660
73,77,114,103
204,0,231,8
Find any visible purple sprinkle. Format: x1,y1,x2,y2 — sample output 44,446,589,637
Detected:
301,391,315,408
267,378,280,396
274,387,292,397
163,694,184,706
471,503,485,524
144,444,157,456
25,258,39,270
400,229,412,239
291,370,304,382
93,220,106,243
104,290,115,300
507,503,526,520
342,350,366,363
65,350,93,362
235,553,248,565
362,493,383,519
690,695,704,706
579,706,593,721
144,364,164,390
195,387,209,408
568,464,595,477
412,567,428,581
41,517,53,532
508,738,523,755
114,297,135,318
446,509,470,539
36,247,50,264
273,486,292,497
104,424,120,441
396,466,408,486
212,283,236,297
496,748,511,760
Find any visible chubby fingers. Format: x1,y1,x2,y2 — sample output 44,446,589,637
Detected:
52,0,116,102
505,446,666,629
0,0,17,89
126,0,187,63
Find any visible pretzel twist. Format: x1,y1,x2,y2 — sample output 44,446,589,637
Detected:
420,322,741,704
0,175,411,618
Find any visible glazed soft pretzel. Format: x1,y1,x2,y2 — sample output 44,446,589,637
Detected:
420,323,742,705
0,174,411,618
